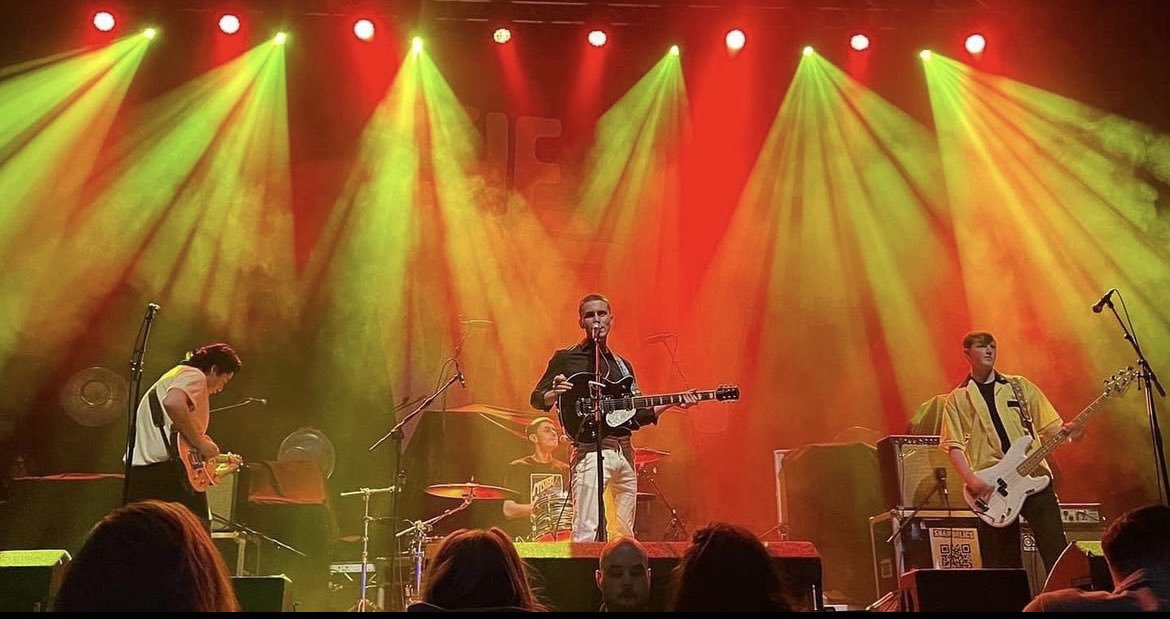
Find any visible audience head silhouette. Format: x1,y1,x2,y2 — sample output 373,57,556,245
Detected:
415,527,543,611
596,536,651,611
1102,503,1170,581
55,500,239,611
669,522,790,612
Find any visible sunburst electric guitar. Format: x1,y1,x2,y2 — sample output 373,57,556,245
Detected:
964,367,1136,527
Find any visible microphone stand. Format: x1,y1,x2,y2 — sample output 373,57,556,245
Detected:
1101,293,1169,506
121,303,160,505
367,361,465,610
653,335,692,390
592,324,607,542
210,398,266,414
886,476,946,545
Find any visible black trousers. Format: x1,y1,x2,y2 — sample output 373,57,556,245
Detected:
125,460,210,529
976,483,1067,572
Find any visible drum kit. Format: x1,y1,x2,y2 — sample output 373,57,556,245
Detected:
337,446,682,611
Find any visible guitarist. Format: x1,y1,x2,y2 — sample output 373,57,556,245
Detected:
939,331,1081,572
125,343,241,527
530,294,697,542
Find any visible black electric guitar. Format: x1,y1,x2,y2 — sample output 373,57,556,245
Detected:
556,372,740,443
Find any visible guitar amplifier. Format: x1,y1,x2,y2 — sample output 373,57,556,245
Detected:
876,436,965,510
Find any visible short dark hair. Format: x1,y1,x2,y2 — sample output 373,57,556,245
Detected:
180,343,242,375
961,331,996,350
525,417,554,437
578,293,612,318
1101,504,1170,579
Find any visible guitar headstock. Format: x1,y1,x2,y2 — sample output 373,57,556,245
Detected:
1103,367,1137,398
715,385,740,402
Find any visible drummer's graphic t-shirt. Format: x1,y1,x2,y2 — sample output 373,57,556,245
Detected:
502,455,570,540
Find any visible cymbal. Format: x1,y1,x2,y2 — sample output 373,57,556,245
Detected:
278,427,336,479
633,448,671,467
60,367,127,427
636,492,657,502
425,482,517,501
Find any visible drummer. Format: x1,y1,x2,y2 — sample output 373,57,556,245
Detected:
502,417,571,540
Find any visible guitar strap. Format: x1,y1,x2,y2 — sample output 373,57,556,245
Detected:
1007,377,1037,440
147,388,176,457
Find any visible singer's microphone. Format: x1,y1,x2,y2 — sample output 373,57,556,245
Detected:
453,359,467,388
147,303,161,313
250,398,268,406
644,333,674,344
1091,288,1118,314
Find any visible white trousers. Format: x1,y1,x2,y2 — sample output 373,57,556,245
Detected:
571,448,638,542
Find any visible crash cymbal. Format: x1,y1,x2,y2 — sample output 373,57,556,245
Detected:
425,482,517,501
60,367,127,427
633,448,671,467
278,427,336,479
636,492,657,502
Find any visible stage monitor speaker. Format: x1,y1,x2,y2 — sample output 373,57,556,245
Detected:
506,541,822,612
870,509,982,600
900,568,1031,612
876,436,965,510
0,549,71,611
232,575,293,612
1042,541,1112,594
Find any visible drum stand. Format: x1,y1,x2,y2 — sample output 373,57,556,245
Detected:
638,466,689,541
395,496,474,606
339,486,397,612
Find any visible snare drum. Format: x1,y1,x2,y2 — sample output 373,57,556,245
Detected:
531,491,573,542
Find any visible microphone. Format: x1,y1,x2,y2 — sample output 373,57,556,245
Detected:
644,333,674,344
1091,288,1117,313
935,467,949,504
249,398,267,406
453,358,467,388
147,303,161,314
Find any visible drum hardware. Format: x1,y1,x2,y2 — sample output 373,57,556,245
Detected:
393,481,518,606
635,450,688,541
339,486,397,612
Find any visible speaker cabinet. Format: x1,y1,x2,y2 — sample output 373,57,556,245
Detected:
876,436,965,510
232,575,293,612
900,568,1031,612
870,509,982,599
0,549,71,611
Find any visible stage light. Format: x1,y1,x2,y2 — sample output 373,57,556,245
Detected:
965,33,987,54
669,44,680,56
920,49,933,61
587,29,607,47
274,32,287,45
850,33,870,51
143,27,157,40
218,14,240,35
493,27,512,44
354,19,375,41
412,37,423,54
802,46,814,57
93,11,115,32
725,29,746,52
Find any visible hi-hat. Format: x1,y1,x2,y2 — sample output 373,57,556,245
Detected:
425,482,517,501
633,447,671,467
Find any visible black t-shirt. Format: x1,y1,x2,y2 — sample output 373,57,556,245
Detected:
502,455,570,540
976,379,1012,453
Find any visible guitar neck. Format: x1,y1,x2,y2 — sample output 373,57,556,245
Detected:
604,390,721,411
1017,392,1107,476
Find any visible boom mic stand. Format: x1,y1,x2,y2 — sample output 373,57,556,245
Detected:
1098,290,1169,506
121,302,160,505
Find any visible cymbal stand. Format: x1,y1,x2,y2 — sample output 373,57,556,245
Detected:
638,465,688,541
395,496,474,605
339,486,397,612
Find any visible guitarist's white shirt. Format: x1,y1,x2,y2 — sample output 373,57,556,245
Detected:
128,365,210,466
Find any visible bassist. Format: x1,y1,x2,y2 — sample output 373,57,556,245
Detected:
125,343,241,528
940,331,1081,572
530,294,697,541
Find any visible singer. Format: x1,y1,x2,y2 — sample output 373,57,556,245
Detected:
530,294,697,541
501,417,570,540
124,343,242,528
938,331,1080,572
